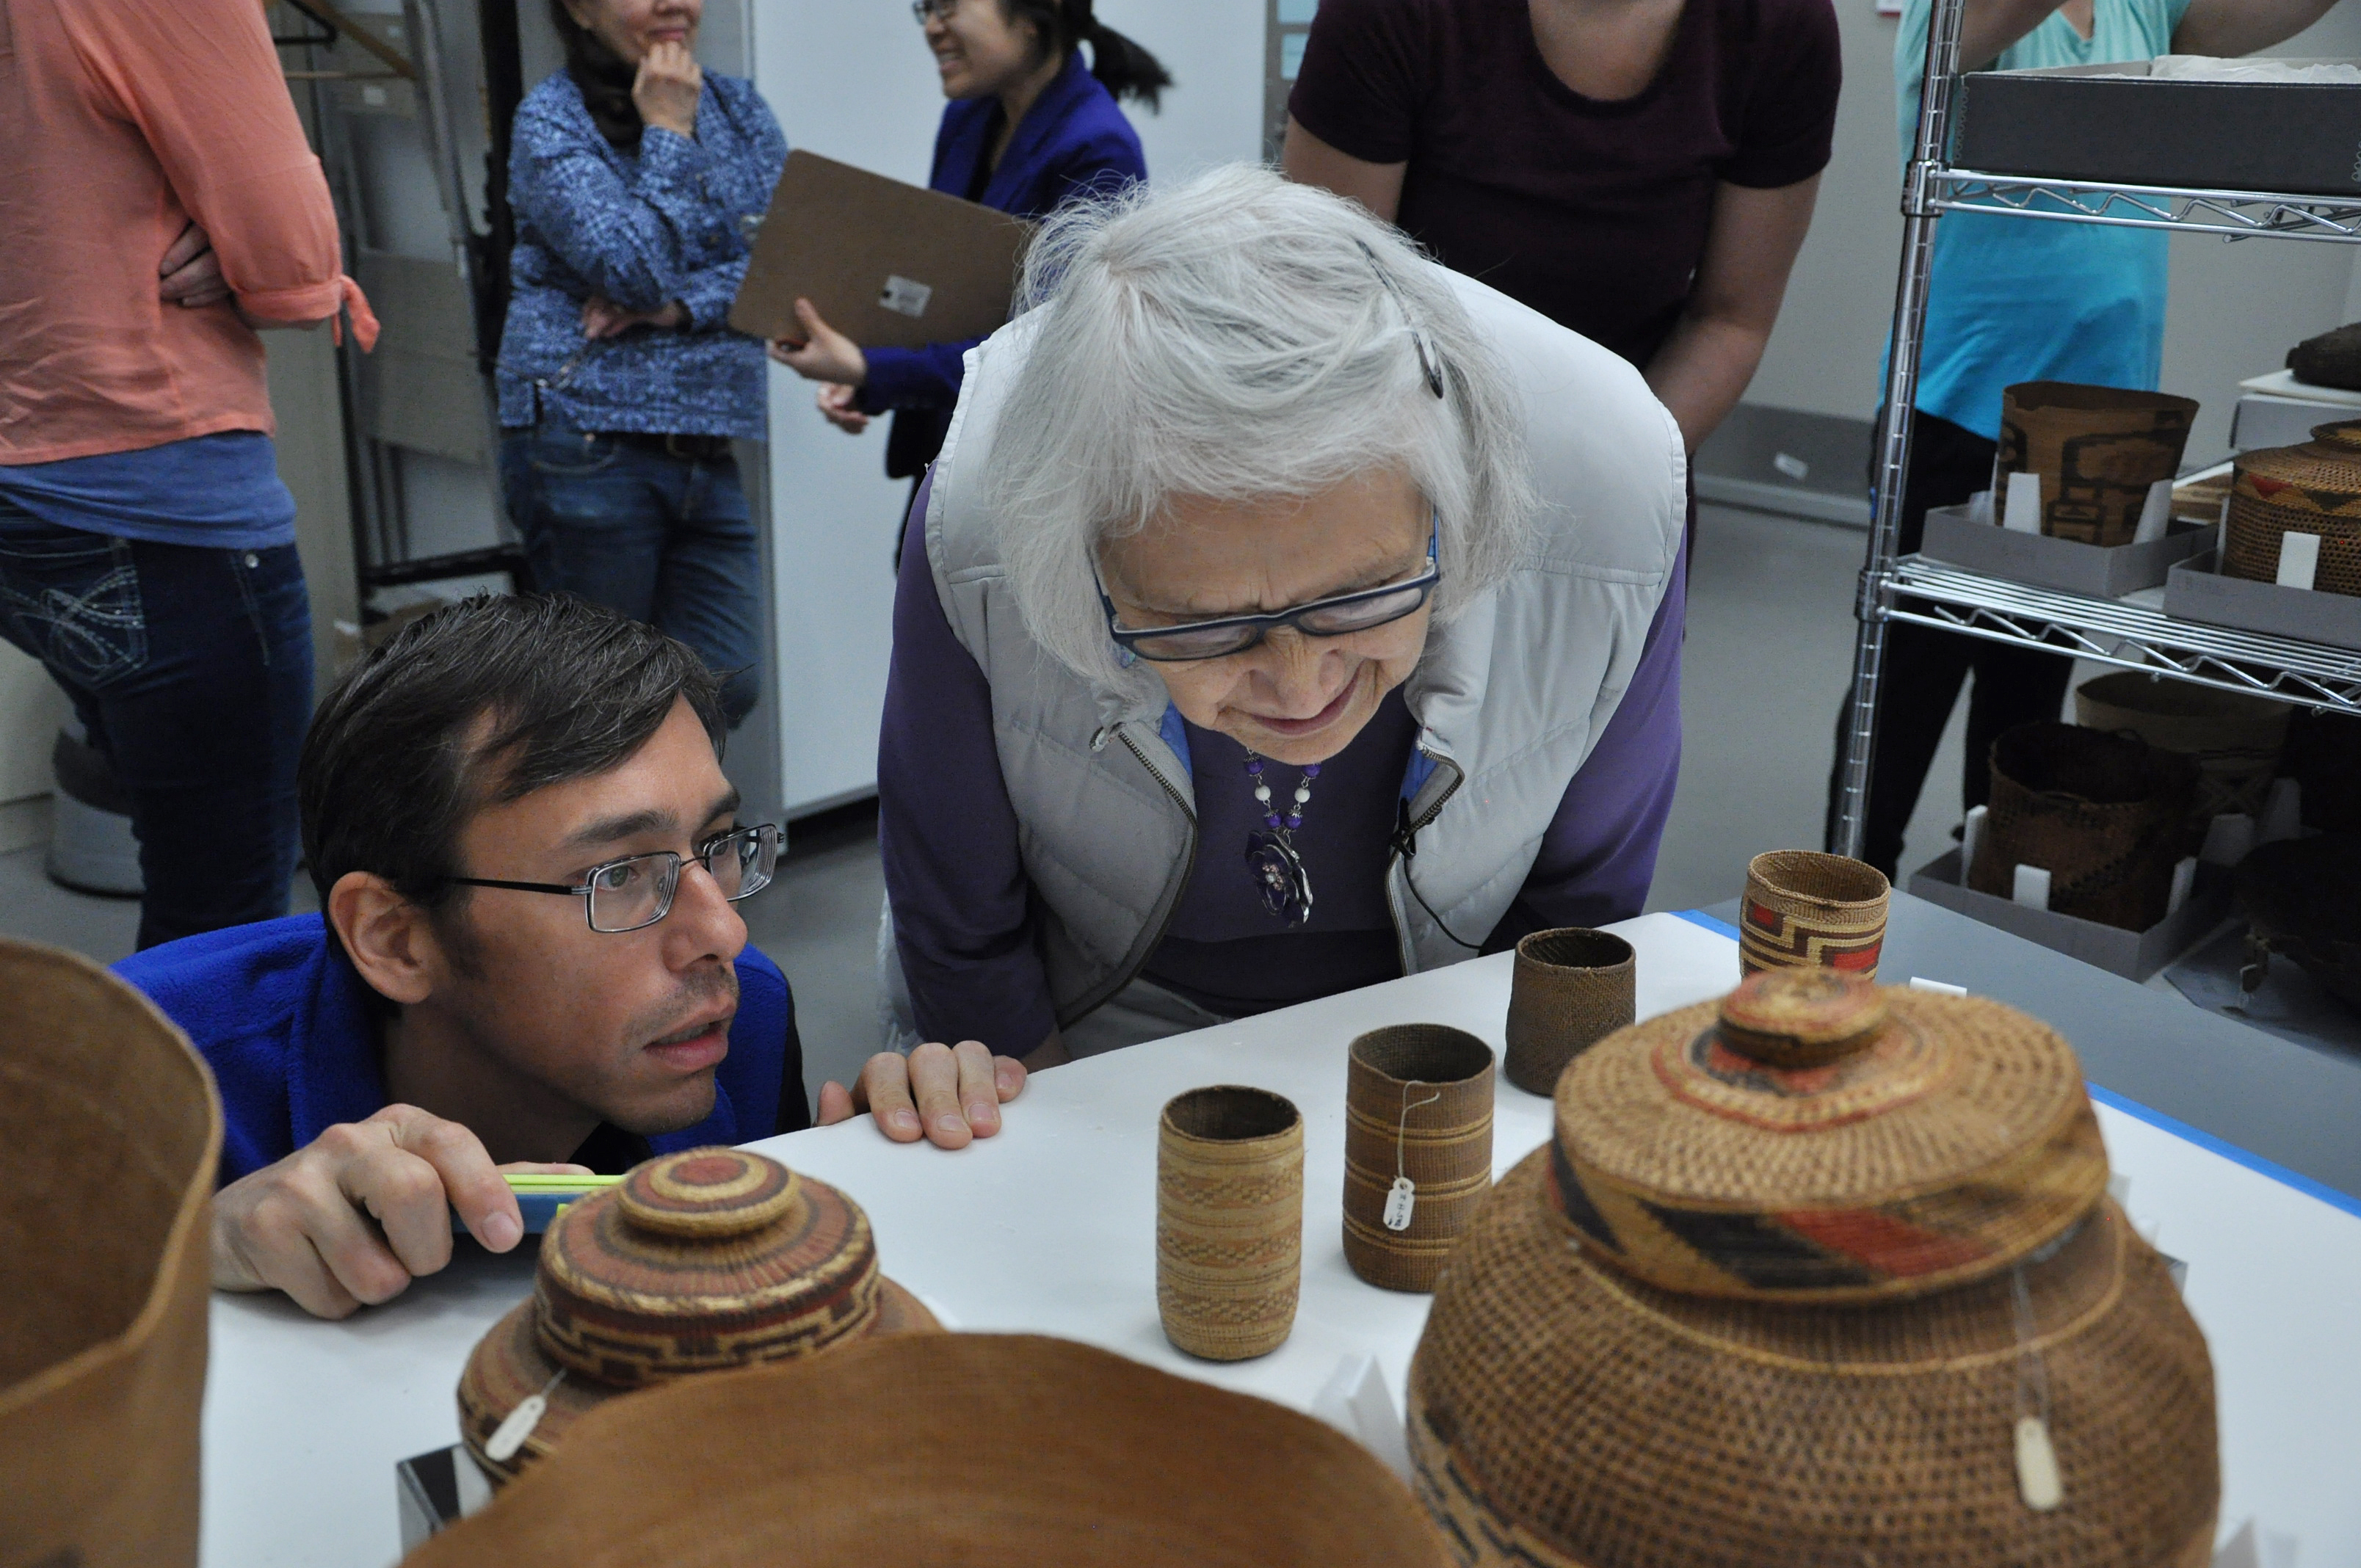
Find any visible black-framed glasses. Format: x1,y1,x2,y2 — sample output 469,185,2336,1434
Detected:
448,824,781,934
1098,514,1441,664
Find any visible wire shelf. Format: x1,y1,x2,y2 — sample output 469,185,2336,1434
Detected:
1887,557,2361,714
1932,170,2361,243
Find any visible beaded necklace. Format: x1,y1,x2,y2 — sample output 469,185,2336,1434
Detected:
1244,753,1321,927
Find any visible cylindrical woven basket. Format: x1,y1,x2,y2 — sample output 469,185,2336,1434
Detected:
1156,1086,1304,1362
2225,421,2361,596
1502,929,1636,1097
457,1147,937,1484
1738,849,1889,979
1342,1025,1495,1293
1998,381,2199,545
1405,970,2218,1568
2074,671,2290,825
1970,722,2197,931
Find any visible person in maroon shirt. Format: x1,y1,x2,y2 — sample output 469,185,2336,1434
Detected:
1283,0,1839,454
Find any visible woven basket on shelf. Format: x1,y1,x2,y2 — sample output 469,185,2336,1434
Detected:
2225,420,2361,596
1406,968,2217,1568
2073,671,2290,825
457,1147,936,1484
1970,722,2197,931
1998,381,2199,545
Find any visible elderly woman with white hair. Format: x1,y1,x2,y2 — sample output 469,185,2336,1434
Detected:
816,166,1687,1149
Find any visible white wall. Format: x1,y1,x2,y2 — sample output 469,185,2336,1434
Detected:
750,0,1263,814
1747,0,2361,465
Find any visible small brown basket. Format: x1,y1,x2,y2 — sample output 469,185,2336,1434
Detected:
2224,420,2361,596
1970,723,2197,932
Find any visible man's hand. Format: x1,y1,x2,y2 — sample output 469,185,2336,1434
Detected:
582,295,687,340
767,299,868,387
159,220,233,311
817,1040,1025,1150
816,381,871,435
634,41,703,139
210,1103,587,1319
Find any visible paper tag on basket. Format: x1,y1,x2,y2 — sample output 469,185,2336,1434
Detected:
2012,864,2052,910
2166,856,2198,916
2003,471,2046,534
2277,531,2322,589
485,1368,565,1463
1384,1177,1416,1231
2133,479,2174,544
2014,1415,2064,1511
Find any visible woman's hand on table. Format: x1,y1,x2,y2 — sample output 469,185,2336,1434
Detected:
816,1039,1026,1150
581,295,686,340
633,40,703,139
815,381,871,435
766,298,868,386
209,1103,590,1320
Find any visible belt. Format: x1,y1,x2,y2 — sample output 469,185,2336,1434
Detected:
601,430,735,463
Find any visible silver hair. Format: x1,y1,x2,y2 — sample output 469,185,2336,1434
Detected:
980,163,1539,695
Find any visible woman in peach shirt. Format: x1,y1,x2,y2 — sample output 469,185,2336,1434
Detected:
0,0,374,947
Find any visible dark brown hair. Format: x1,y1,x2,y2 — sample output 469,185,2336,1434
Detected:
1004,0,1171,110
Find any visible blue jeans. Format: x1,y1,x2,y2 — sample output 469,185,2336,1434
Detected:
499,418,764,725
0,499,312,948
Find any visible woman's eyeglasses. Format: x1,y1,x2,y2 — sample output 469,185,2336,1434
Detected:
1098,515,1442,664
910,0,959,22
446,824,781,934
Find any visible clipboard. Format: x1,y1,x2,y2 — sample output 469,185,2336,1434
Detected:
728,149,1034,351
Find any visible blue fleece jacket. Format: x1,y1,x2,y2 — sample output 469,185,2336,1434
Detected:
113,914,808,1186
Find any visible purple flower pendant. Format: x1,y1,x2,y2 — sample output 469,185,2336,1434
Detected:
1246,830,1315,928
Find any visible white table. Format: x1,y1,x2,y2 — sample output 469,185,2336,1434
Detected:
200,912,2361,1567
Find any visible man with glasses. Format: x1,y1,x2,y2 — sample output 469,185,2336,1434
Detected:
112,595,915,1319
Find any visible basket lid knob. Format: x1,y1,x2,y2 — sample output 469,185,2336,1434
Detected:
1716,968,1887,1068
616,1148,802,1239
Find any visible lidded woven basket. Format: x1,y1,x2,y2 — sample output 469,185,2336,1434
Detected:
2226,420,2361,595
1407,968,2218,1568
457,1147,936,1483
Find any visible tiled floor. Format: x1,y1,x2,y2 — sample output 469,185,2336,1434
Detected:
0,504,1983,1105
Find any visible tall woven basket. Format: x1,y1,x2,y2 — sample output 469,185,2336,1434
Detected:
2224,420,2361,595
1407,968,2217,1568
1969,722,2197,931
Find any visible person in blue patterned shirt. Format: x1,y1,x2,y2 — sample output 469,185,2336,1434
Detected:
496,0,786,727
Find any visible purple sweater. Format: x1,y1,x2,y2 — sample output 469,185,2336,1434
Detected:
879,486,1686,1055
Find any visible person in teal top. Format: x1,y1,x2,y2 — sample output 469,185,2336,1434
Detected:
1832,0,2343,876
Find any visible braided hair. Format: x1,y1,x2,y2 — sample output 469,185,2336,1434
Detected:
1004,0,1172,110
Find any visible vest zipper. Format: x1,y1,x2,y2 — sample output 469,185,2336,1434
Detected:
1385,748,1465,975
1063,725,1200,1026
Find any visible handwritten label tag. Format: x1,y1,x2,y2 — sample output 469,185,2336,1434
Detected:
878,275,934,319
1383,1177,1416,1232
485,1393,548,1463
2014,1415,2064,1511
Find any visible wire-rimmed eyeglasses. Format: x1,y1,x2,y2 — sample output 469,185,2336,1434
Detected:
910,0,958,22
447,824,781,934
1098,514,1441,663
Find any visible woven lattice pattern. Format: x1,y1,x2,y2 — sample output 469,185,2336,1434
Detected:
1408,1156,2216,1568
2225,420,2361,597
1738,852,1889,979
1343,1026,1495,1293
1503,929,1636,1097
1970,724,2196,932
1157,1086,1305,1360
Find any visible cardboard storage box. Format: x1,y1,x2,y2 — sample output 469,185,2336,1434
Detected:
2164,552,2361,650
1955,61,2361,197
1919,504,2211,597
1906,848,2229,983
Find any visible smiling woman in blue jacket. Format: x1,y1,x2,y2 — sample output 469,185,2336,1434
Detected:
770,0,1166,499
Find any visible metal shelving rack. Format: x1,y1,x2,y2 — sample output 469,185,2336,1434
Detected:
1829,0,2361,857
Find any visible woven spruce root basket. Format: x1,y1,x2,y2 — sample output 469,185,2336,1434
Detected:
1407,968,2217,1568
2225,419,2361,595
457,1147,936,1483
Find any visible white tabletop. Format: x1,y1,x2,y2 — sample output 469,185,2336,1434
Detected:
200,912,2361,1568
